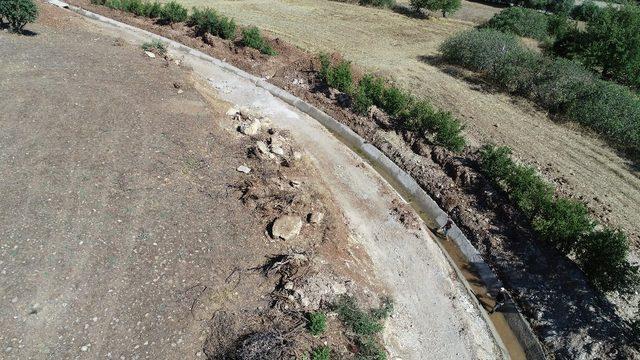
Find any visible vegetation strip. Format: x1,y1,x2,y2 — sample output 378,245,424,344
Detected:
480,145,639,293
90,0,275,55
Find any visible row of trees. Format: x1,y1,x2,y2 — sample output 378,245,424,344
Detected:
553,4,640,90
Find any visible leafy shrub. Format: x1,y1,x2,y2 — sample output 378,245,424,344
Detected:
141,39,167,55
432,111,465,151
359,74,386,107
326,60,354,94
105,0,123,10
122,0,143,15
188,7,236,39
0,0,38,32
546,0,574,15
410,0,461,17
353,86,374,115
356,337,387,360
570,0,600,21
529,57,595,112
319,53,331,83
479,144,638,293
532,198,593,253
158,0,188,24
402,99,436,132
140,1,161,18
576,5,640,89
440,29,524,73
576,229,639,293
311,346,331,360
566,80,640,156
241,26,277,55
90,0,106,4
546,13,573,38
216,16,236,40
359,0,395,8
381,86,411,116
335,295,384,336
307,312,327,336
482,7,550,42
442,28,640,159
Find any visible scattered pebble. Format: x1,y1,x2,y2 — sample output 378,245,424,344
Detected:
237,165,251,174
144,51,156,58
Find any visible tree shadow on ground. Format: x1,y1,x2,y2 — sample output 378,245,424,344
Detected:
391,4,428,19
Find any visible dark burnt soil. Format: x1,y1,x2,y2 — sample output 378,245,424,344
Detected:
62,2,639,358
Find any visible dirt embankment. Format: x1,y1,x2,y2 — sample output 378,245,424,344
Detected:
41,1,640,358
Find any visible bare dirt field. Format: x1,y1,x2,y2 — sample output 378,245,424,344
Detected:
171,0,640,254
0,3,505,359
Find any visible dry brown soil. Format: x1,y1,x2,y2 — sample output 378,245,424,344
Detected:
170,0,640,253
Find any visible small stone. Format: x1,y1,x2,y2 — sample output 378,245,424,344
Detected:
239,107,260,119
144,51,156,58
226,107,239,116
80,345,90,352
301,297,310,307
239,119,261,136
271,215,303,240
292,151,302,160
256,141,269,154
284,282,294,290
237,165,251,174
308,212,324,224
270,134,284,148
290,180,301,187
177,89,183,94
271,146,285,156
260,117,272,128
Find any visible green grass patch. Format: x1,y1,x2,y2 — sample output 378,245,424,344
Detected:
307,312,327,336
141,39,167,55
311,346,331,360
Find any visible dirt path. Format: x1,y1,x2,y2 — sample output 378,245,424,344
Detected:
176,0,640,253
0,4,506,359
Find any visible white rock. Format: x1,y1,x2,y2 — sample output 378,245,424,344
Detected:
271,215,303,240
260,117,272,128
237,165,251,174
256,141,269,154
225,107,239,116
177,89,183,94
144,51,156,58
293,151,302,160
239,119,261,136
301,297,310,307
309,212,324,224
271,146,285,156
270,134,284,149
284,282,294,290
